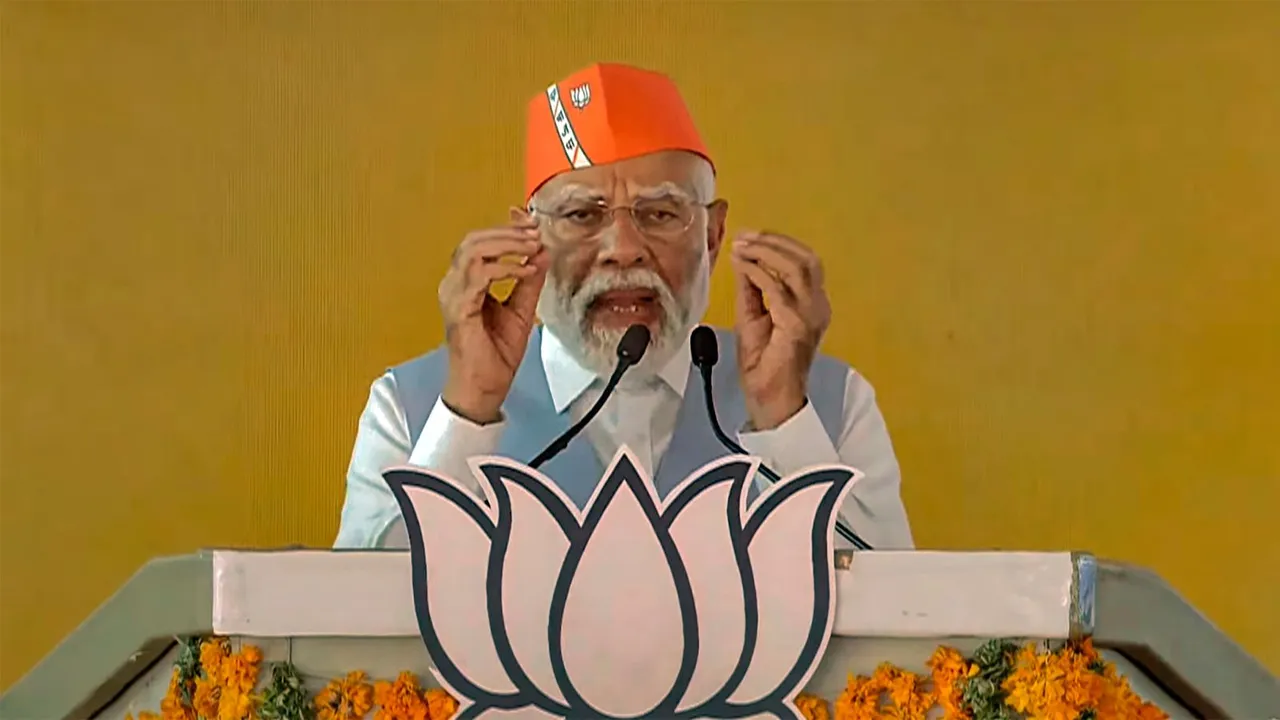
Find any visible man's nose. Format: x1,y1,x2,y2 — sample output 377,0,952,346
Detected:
597,212,649,268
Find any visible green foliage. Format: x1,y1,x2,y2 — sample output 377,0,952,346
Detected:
259,662,315,720
960,638,1021,720
174,636,204,705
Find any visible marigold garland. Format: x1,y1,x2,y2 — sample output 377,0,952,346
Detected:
125,636,1168,720
373,671,459,720
822,639,1168,720
315,671,375,720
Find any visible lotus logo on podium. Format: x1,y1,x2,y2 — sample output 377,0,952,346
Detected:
385,448,859,719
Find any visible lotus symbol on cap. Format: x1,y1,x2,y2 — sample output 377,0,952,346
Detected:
384,448,859,719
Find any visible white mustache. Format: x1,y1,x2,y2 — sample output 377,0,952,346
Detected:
571,269,676,319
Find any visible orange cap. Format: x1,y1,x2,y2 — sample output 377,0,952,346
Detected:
523,63,713,201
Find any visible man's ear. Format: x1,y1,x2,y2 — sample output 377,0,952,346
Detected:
706,199,730,265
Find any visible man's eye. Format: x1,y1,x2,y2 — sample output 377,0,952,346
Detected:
564,209,603,224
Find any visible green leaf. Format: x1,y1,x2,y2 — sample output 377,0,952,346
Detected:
174,636,204,705
259,662,315,720
960,638,1021,720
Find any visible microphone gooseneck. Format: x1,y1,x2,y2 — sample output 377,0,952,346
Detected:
530,324,651,469
690,325,874,551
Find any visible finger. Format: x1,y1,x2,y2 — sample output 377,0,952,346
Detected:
503,248,550,325
730,253,768,322
454,260,541,316
468,257,540,292
732,240,810,306
509,206,539,228
455,234,541,268
732,255,805,327
737,230,824,286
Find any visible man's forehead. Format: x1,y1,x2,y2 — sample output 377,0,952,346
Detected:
540,180,693,205
536,151,701,204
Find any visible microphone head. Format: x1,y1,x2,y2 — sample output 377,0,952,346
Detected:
616,324,651,366
690,325,718,368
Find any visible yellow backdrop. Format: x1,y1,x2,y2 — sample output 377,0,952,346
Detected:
2,1,1277,689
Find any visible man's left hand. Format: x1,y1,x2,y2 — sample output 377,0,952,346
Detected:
730,230,832,431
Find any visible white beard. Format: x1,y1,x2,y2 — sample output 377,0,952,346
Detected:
537,243,711,384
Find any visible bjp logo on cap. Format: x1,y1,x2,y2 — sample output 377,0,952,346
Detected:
570,83,591,110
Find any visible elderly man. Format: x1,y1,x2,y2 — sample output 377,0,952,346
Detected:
334,63,914,550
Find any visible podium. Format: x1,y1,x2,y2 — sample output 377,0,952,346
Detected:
2,550,1276,720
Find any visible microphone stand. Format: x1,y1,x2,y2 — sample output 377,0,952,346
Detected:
529,324,650,469
691,327,874,551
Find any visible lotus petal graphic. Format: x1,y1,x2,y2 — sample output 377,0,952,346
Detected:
384,447,859,720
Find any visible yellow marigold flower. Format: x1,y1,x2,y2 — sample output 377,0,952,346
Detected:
1094,667,1170,720
200,638,231,679
795,692,831,720
1075,637,1101,663
373,671,429,720
926,646,974,720
192,675,222,720
160,667,197,720
886,669,932,720
216,644,264,720
316,670,375,720
1003,642,1108,720
423,688,458,720
834,664,935,720
833,671,884,720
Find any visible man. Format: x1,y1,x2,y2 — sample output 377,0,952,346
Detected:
334,63,914,550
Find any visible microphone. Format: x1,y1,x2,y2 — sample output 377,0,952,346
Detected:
690,326,874,551
530,324,651,469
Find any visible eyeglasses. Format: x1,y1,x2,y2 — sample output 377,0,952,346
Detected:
530,197,712,243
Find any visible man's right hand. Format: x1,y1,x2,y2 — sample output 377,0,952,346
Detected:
437,208,550,424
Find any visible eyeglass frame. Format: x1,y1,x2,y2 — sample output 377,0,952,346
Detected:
527,196,717,242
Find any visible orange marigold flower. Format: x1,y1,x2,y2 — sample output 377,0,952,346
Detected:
1075,637,1102,663
316,670,375,720
1093,665,1170,720
1003,643,1106,720
834,671,884,720
879,665,932,720
423,688,459,720
926,646,974,720
160,667,197,720
373,671,429,720
192,675,222,720
834,664,934,720
200,638,231,679
795,692,831,720
215,644,264,720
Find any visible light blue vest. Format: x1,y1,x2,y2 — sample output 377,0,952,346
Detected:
390,326,848,508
